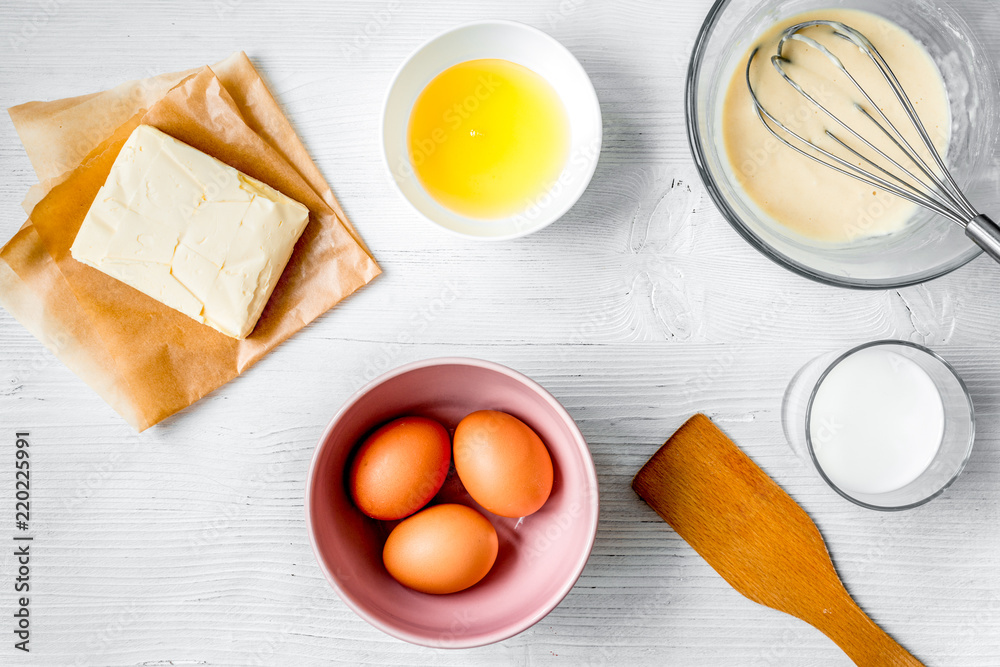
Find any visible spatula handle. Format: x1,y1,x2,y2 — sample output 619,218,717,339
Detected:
812,594,924,667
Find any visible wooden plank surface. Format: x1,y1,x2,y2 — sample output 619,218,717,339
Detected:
1,1,999,664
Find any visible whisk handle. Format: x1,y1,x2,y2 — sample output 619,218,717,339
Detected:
966,215,1000,265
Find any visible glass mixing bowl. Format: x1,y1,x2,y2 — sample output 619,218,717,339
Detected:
686,0,1000,288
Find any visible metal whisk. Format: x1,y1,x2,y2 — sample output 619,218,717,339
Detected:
746,20,1000,262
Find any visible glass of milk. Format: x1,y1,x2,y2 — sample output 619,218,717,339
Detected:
782,340,975,510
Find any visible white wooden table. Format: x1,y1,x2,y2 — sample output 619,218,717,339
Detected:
2,1,999,664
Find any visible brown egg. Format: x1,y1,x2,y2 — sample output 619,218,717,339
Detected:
453,410,553,518
382,504,498,594
348,416,451,520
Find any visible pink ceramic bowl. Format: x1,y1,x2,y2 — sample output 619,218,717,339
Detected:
305,357,599,648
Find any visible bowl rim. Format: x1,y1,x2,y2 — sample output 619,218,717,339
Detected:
304,356,601,648
684,0,983,289
379,19,603,242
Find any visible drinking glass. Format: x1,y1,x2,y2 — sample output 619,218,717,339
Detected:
781,340,975,510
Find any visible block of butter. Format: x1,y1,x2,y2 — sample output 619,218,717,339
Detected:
71,125,310,339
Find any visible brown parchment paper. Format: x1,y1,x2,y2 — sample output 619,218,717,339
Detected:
1,52,381,430
11,67,197,214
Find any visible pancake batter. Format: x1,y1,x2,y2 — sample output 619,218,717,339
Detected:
722,9,951,243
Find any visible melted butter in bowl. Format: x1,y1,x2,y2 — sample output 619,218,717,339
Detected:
407,59,570,221
381,21,602,240
721,9,951,244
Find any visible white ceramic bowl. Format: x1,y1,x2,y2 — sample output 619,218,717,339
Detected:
381,20,602,240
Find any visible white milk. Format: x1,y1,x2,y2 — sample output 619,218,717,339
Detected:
809,347,944,495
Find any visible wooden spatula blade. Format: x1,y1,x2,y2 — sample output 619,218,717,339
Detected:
632,414,923,667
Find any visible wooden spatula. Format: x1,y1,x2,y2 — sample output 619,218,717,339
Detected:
632,414,923,667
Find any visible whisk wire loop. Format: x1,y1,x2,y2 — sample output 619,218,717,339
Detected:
771,47,958,214
746,20,980,227
744,49,968,225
